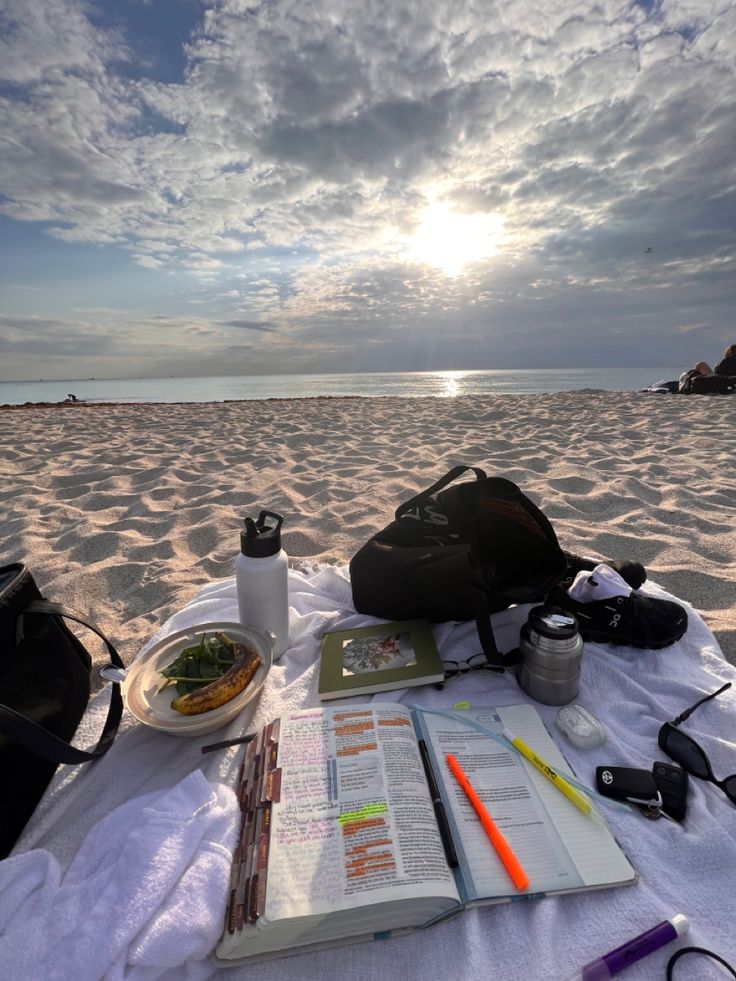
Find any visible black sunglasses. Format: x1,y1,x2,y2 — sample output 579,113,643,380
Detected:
435,652,503,688
658,682,735,805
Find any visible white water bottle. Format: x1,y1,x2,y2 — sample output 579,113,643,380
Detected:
235,510,289,659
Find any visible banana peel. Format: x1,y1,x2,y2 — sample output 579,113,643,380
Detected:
170,643,262,715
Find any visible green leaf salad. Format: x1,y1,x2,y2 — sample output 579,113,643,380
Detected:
158,632,239,696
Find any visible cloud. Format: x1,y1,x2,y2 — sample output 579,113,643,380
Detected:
220,319,277,332
133,254,167,269
0,0,128,86
0,313,118,357
1,0,735,374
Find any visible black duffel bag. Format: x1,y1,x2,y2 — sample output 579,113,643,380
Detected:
349,465,568,668
0,562,124,857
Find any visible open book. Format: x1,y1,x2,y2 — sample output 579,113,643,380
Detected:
215,703,636,964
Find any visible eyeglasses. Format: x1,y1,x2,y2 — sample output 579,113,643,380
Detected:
658,682,735,805
435,652,503,688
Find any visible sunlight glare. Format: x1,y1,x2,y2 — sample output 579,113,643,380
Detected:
438,371,464,397
410,203,504,276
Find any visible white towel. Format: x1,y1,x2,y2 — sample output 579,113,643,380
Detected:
6,567,736,980
0,771,237,981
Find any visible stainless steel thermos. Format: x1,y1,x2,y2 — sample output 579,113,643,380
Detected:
517,605,584,705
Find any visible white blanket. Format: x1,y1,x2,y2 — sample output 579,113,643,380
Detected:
8,567,736,980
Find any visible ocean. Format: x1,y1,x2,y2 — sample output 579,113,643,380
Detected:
0,367,678,406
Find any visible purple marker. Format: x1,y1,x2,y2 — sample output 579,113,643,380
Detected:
580,914,688,980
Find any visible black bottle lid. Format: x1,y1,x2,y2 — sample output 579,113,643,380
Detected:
240,510,284,558
527,604,579,640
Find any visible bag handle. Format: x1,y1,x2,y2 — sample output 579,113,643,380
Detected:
0,600,124,765
395,465,487,521
470,586,520,670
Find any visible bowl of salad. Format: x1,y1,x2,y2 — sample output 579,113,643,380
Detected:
122,621,274,736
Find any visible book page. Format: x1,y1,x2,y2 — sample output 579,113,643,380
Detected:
261,704,459,923
417,705,634,903
496,704,635,889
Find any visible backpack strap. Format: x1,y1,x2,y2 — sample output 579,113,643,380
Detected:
470,586,520,670
0,600,124,765
396,465,486,521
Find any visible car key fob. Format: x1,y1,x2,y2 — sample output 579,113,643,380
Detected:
595,766,663,808
653,761,689,822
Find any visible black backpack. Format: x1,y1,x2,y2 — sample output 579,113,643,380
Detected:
349,465,568,669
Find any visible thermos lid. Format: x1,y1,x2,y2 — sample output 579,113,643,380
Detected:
240,510,284,557
528,604,579,640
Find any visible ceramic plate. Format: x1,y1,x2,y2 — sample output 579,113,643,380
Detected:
122,621,273,736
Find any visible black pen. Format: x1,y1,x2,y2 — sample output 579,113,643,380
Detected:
201,733,256,754
418,738,459,869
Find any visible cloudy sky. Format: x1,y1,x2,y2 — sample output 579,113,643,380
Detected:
1,0,735,381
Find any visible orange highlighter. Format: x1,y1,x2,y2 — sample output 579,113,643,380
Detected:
446,753,530,891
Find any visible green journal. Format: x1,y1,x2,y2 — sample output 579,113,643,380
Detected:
318,619,444,700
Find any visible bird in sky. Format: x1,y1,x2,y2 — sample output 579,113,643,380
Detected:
644,246,654,253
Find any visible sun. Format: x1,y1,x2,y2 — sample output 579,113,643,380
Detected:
409,202,504,276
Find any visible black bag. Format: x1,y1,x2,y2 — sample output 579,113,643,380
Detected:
349,466,567,668
680,370,733,395
0,562,124,858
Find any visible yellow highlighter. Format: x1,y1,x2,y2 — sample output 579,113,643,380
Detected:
502,727,592,816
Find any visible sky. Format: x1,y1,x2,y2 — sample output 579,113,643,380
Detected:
1,0,735,381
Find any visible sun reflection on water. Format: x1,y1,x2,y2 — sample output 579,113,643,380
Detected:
438,372,465,397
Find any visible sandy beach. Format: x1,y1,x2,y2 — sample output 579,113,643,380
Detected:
2,391,734,668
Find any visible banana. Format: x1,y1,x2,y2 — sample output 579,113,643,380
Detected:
170,643,262,715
